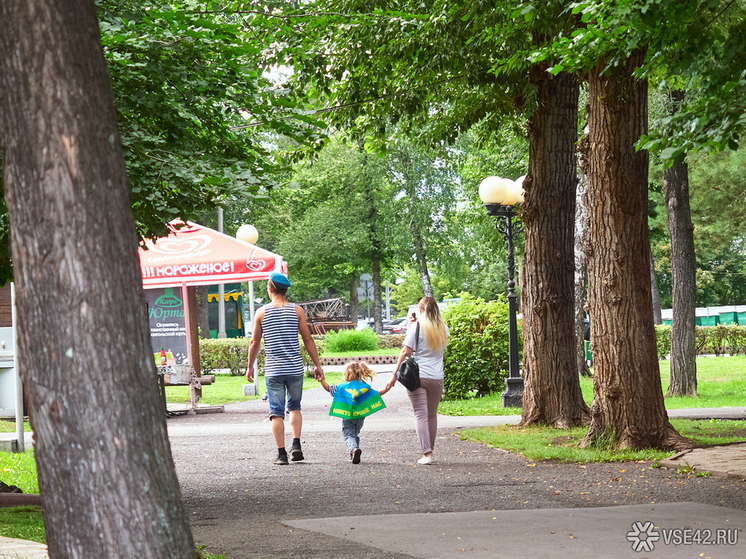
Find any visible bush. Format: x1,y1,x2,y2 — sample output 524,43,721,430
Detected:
301,335,327,377
441,294,520,399
656,323,746,357
654,324,671,359
694,324,746,356
724,325,746,355
378,334,405,349
201,333,327,377
325,328,379,353
199,338,253,376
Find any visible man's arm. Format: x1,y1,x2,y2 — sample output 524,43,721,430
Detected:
246,308,264,382
296,305,324,381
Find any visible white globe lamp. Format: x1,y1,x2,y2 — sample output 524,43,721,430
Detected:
479,176,514,205
236,224,259,245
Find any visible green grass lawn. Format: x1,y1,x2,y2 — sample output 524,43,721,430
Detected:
0,449,38,493
459,418,746,464
0,420,31,433
0,506,45,544
660,356,746,408
439,355,746,416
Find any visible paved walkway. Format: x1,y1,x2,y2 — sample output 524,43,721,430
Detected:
0,536,47,559
2,370,745,559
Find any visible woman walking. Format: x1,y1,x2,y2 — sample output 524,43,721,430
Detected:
385,296,449,465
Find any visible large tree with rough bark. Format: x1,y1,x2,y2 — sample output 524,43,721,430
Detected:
519,67,590,427
581,49,688,449
0,1,198,556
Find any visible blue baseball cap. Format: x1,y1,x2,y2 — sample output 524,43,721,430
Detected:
269,272,291,288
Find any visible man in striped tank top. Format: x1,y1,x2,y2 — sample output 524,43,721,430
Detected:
247,272,324,465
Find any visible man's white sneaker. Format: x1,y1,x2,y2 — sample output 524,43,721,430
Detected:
417,455,434,465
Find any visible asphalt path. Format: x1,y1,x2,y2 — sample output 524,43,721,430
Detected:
168,372,746,559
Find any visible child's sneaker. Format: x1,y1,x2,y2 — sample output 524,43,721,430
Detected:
273,452,289,465
351,448,362,464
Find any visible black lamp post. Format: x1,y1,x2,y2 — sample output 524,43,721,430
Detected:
479,176,525,408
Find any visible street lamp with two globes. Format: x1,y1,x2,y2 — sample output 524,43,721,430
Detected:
478,176,525,408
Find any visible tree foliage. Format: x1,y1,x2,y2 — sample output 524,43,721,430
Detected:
98,0,325,240
652,147,746,306
273,138,400,301
546,0,746,159
0,1,327,286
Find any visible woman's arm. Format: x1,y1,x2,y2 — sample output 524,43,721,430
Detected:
385,344,413,390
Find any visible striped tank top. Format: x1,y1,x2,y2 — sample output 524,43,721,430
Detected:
262,303,304,376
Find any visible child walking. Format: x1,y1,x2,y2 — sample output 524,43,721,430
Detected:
320,361,390,464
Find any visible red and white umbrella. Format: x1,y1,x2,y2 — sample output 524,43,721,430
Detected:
139,220,286,287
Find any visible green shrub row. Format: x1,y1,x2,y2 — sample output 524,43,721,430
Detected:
199,338,252,376
653,323,746,358
199,335,327,377
696,324,746,356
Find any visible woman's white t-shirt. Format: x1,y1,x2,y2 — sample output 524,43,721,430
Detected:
403,320,449,380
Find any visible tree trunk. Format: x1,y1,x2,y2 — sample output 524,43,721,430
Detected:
575,136,592,378
520,69,590,429
349,275,360,323
187,287,201,374
196,285,209,338
582,50,690,450
0,2,198,557
650,245,663,324
372,257,383,333
664,89,698,396
410,217,434,298
397,149,433,298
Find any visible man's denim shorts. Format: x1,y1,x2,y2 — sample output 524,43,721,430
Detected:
265,374,304,419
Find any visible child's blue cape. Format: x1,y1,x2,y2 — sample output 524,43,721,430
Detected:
329,379,386,419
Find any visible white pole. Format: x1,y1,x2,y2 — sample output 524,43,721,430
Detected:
11,283,23,452
385,281,390,321
249,282,256,329
217,208,226,338
249,281,259,392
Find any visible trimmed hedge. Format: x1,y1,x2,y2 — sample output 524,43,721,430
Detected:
378,334,406,349
654,323,746,358
199,334,327,377
199,338,251,376
654,324,672,359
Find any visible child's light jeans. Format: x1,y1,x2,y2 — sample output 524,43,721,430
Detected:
342,418,365,451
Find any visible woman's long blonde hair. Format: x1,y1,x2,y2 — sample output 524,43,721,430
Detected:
418,297,447,352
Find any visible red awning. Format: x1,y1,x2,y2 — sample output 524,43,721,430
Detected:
139,221,287,288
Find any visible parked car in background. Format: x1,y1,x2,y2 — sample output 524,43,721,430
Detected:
382,317,408,335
